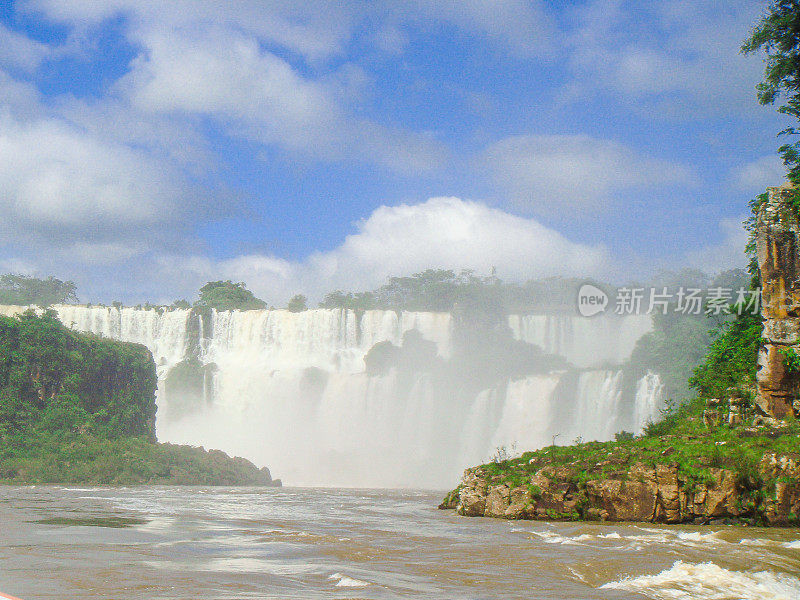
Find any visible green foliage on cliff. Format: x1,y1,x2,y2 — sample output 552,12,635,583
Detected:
196,280,267,311
742,1,800,207
0,274,78,306
0,311,278,486
689,309,762,399
0,310,156,438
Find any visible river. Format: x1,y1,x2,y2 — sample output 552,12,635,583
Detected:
1,486,799,599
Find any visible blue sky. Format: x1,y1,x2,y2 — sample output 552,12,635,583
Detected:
0,0,786,303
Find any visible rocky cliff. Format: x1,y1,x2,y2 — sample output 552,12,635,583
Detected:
440,401,800,527
443,456,800,526
441,445,800,526
756,183,800,418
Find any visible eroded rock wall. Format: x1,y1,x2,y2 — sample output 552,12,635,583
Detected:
757,183,800,418
442,456,800,525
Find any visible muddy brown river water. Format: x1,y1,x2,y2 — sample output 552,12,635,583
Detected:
1,486,799,599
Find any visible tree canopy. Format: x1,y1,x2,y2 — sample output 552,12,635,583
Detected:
195,280,267,311
0,275,78,306
0,311,157,439
287,294,308,312
742,1,800,196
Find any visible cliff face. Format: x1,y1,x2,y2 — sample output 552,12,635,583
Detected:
756,183,800,418
441,452,800,526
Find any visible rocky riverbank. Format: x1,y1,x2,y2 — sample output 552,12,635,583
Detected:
440,399,800,526
441,453,798,526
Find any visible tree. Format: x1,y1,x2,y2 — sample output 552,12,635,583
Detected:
195,281,266,311
742,1,800,201
0,310,157,438
287,294,308,312
0,275,78,306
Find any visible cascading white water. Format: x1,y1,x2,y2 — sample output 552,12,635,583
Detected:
489,374,562,453
508,313,652,368
0,304,662,487
0,305,27,318
633,371,665,432
51,305,191,371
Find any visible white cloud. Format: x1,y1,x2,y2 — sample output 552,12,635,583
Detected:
0,257,37,276
112,25,445,173
65,242,147,265
0,112,187,237
26,0,556,60
0,23,51,72
403,0,555,57
732,155,787,192
485,134,695,213
0,70,42,118
157,197,610,304
23,0,357,62
373,25,408,56
564,0,767,117
18,1,444,173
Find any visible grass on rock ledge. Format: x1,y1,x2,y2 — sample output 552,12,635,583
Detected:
455,397,800,514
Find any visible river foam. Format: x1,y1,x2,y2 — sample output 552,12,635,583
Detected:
601,560,800,600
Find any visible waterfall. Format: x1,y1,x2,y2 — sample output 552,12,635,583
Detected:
508,313,652,367
0,305,27,318
51,305,191,370
571,370,624,441
0,304,661,488
489,374,562,452
633,371,665,433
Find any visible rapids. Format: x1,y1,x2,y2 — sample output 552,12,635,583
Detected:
1,486,799,600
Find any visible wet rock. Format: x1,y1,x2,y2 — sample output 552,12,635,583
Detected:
584,464,656,523
456,469,489,517
703,469,740,518
756,183,800,419
484,485,511,518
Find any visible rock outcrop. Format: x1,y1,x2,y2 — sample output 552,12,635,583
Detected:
756,183,800,418
758,453,800,525
441,454,800,525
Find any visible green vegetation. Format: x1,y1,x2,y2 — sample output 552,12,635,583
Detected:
171,299,192,309
780,347,800,374
319,268,610,314
743,0,800,211
0,310,156,439
195,280,267,311
690,309,762,399
0,274,78,306
0,311,277,486
0,429,274,486
287,294,308,312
